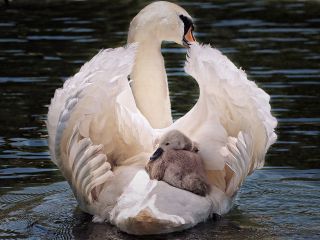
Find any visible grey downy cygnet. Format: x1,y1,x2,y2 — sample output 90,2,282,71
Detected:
146,130,210,196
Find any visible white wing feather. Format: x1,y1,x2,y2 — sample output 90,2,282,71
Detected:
47,44,155,207
67,125,112,206
48,45,137,164
171,43,277,194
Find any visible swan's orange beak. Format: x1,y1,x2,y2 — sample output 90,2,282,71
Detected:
183,27,196,47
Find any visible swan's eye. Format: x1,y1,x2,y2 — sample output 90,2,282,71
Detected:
165,143,170,146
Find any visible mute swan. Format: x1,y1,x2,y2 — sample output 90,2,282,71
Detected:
47,1,277,235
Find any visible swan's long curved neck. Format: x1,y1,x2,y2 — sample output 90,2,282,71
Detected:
130,40,173,129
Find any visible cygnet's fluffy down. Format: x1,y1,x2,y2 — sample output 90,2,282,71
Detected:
146,130,210,196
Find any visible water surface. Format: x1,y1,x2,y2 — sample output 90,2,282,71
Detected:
0,0,319,239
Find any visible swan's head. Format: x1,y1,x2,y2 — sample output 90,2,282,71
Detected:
150,130,198,161
127,1,196,47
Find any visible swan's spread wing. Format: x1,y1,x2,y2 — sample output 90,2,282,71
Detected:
48,44,136,164
171,43,277,194
47,44,155,206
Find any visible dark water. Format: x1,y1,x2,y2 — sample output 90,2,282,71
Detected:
0,0,319,239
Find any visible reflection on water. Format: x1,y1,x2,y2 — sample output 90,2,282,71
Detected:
0,0,319,239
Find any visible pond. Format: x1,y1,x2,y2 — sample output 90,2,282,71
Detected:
0,0,319,239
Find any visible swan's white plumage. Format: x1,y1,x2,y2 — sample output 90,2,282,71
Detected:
171,44,277,173
47,42,277,234
47,47,125,164
67,126,112,206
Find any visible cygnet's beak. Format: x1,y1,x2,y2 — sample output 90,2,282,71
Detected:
150,147,164,161
183,27,196,48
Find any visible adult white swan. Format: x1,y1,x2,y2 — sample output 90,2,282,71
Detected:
47,1,277,235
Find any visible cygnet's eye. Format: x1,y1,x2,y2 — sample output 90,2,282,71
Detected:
165,142,170,146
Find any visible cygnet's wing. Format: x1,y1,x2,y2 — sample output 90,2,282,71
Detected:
170,43,277,194
47,44,155,207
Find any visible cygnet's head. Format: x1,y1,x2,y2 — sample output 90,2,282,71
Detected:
127,1,196,47
150,130,198,161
